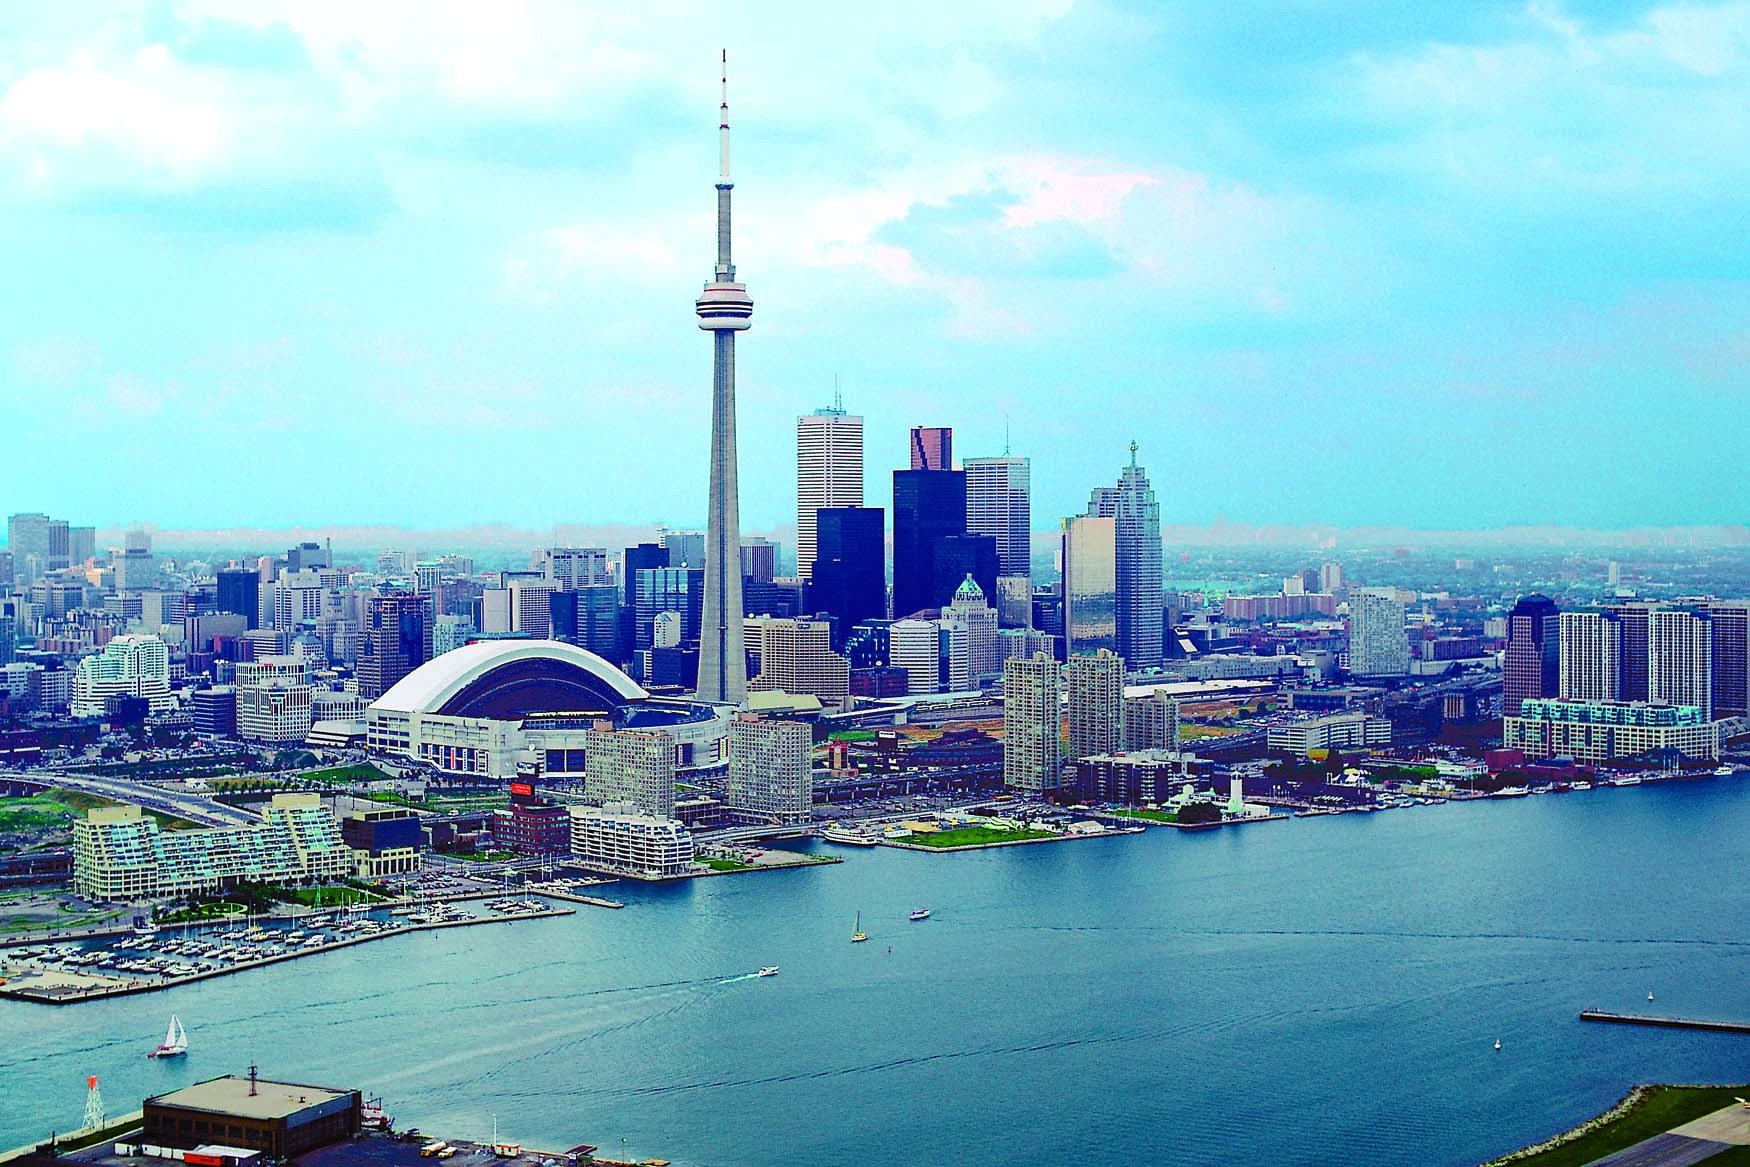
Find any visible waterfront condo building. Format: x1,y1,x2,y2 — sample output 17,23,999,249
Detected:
1065,649,1125,761
796,404,864,582
727,713,812,823
73,794,352,901
583,723,677,819
1649,609,1713,718
1004,651,1063,791
1708,600,1750,717
1124,691,1181,753
1503,698,1721,764
1558,611,1622,703
70,634,174,718
567,804,695,879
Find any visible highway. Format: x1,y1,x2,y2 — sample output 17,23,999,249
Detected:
0,768,260,828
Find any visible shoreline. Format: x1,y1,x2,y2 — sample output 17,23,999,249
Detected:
1479,1082,1750,1166
877,827,1143,853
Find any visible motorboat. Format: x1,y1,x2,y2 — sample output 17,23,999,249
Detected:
756,966,780,977
908,908,932,921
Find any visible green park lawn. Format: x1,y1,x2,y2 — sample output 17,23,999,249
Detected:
1107,807,1178,823
1487,1084,1750,1167
900,826,1058,848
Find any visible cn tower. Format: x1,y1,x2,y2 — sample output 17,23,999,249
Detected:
694,50,752,704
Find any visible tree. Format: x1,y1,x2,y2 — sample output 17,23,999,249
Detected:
1178,801,1222,825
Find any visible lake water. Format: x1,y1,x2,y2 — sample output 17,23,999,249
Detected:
4,778,1748,1166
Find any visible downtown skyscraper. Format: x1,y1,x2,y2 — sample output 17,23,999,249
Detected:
694,53,753,704
796,401,863,582
1086,444,1163,670
966,453,1032,626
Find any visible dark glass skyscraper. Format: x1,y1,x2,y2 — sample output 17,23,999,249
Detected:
1503,594,1560,716
216,569,261,630
810,506,886,641
893,468,968,617
359,592,434,700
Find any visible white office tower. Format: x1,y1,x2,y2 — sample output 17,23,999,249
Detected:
727,713,811,823
1349,588,1411,676
1125,690,1180,752
236,655,315,743
71,634,173,717
890,618,941,694
273,570,325,629
796,403,863,581
583,723,676,819
541,547,611,590
480,588,512,634
1004,652,1063,791
1559,611,1622,702
1649,609,1713,717
966,455,1031,576
508,578,554,637
1065,649,1124,761
946,575,1001,685
652,611,683,649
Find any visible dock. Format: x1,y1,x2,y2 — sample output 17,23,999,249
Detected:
1581,1010,1750,1034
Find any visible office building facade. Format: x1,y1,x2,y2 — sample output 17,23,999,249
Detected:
1503,594,1561,716
797,404,864,581
1086,448,1163,669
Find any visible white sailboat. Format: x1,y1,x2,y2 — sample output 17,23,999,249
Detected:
148,1015,188,1059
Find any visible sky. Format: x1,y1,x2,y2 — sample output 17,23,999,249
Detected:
0,1,1746,537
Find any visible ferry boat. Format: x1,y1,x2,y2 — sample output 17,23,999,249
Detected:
1489,786,1530,798
148,1014,188,1058
1612,774,1644,787
821,824,879,846
908,908,932,921
361,1098,393,1130
756,966,780,977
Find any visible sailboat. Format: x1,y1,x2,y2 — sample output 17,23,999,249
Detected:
851,911,868,943
1493,1039,1501,1051
148,1015,188,1058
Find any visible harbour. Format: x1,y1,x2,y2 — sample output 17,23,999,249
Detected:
2,778,1747,1167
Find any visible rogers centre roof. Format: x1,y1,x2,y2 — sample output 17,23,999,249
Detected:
369,639,648,719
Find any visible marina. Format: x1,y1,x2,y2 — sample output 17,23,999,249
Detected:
0,899,575,1004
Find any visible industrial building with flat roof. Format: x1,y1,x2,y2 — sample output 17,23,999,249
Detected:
142,1074,360,1160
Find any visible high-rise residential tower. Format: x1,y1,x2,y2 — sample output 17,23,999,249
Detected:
1706,601,1749,718
1558,610,1621,703
694,51,753,705
1503,594,1560,716
1064,649,1124,761
1087,444,1162,670
1649,609,1712,717
1004,652,1062,791
1349,588,1411,677
1605,601,1659,701
796,403,864,582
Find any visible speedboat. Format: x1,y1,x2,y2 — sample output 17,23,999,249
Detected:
756,966,780,977
908,908,932,921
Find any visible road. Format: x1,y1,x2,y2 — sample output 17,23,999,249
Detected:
0,768,259,828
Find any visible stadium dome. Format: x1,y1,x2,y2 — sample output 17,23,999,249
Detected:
370,639,648,719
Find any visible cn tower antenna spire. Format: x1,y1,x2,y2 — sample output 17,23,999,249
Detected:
695,49,753,705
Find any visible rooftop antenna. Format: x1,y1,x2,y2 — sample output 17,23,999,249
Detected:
833,373,842,413
1004,416,1011,457
1129,439,1139,468
249,1064,259,1096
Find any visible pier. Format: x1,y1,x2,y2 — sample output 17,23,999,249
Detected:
1580,1010,1750,1034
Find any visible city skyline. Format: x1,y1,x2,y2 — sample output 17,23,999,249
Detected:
3,4,1747,532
